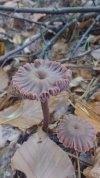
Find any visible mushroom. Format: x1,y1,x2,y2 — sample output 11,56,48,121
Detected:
57,114,96,152
12,59,72,132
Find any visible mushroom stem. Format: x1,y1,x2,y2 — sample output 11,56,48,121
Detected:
41,100,50,132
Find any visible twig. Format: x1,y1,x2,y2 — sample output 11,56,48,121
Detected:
40,12,99,59
0,12,48,27
67,152,92,166
80,77,95,100
71,14,100,57
0,29,47,67
0,6,100,14
86,82,100,100
76,152,81,178
40,19,77,58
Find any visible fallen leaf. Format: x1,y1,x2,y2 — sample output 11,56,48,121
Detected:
4,1,22,7
13,13,31,30
12,128,75,178
52,39,68,60
93,91,100,101
77,19,93,29
70,76,85,88
83,147,100,178
52,101,69,121
86,101,100,116
91,48,100,60
49,91,70,114
0,91,70,130
0,69,9,92
0,100,43,130
31,13,46,23
0,28,6,39
23,35,41,54
0,143,17,178
0,41,6,56
0,125,20,148
80,69,92,80
12,34,22,45
75,101,100,133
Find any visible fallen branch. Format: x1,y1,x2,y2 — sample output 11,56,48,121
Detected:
0,6,100,14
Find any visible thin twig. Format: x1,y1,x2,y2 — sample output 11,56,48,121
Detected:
67,152,92,166
0,12,48,27
40,12,99,59
86,82,100,100
80,77,95,100
0,6,100,13
76,152,81,178
71,14,100,57
40,19,77,59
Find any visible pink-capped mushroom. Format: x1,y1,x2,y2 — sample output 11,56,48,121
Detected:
12,59,72,132
57,114,96,152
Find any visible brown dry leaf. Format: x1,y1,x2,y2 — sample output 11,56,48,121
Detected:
31,13,46,22
86,101,100,116
49,91,69,115
93,91,100,101
71,68,92,80
83,147,100,178
52,39,68,60
4,1,23,7
0,41,6,56
77,19,93,29
0,100,43,130
11,128,75,178
75,101,100,132
80,69,92,80
12,34,22,45
0,69,9,92
0,91,69,130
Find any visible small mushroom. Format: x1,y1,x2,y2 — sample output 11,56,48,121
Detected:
12,59,72,132
57,114,96,152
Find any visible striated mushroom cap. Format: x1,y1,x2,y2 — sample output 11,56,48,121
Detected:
12,59,72,102
57,114,96,152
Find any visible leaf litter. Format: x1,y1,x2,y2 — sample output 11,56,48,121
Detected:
0,0,100,178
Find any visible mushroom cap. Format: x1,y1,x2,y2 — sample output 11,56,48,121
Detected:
57,114,96,152
12,59,72,102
